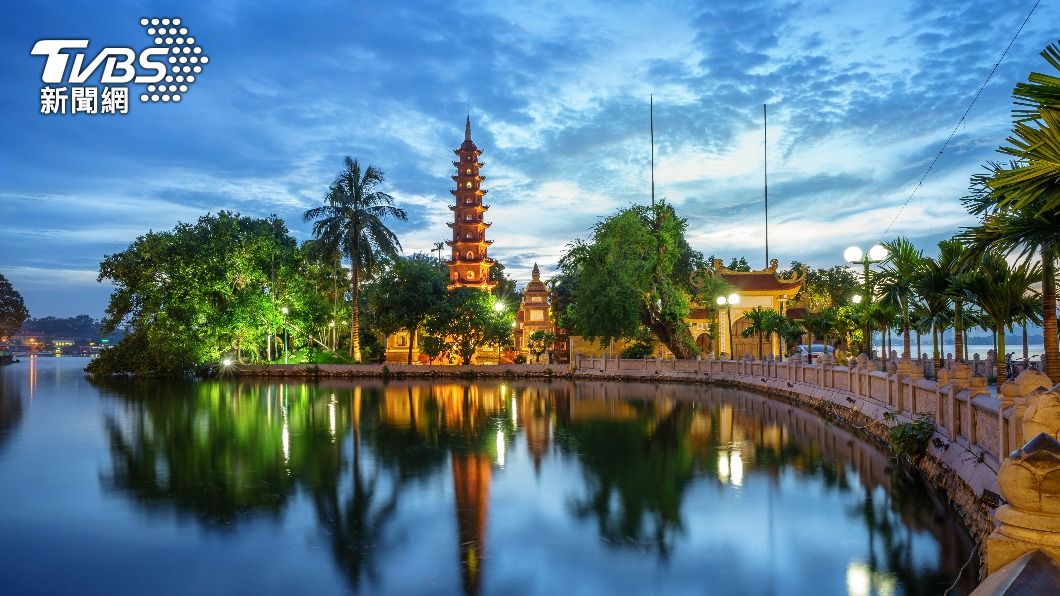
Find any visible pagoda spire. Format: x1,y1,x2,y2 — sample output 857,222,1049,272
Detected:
446,117,496,291
532,263,540,281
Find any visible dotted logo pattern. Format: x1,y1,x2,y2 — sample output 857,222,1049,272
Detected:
138,17,208,103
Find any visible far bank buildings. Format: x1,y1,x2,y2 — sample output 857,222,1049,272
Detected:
384,118,805,364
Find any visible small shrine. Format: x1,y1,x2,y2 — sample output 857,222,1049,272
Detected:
688,259,805,358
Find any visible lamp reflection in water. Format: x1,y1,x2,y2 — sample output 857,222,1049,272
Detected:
495,430,506,468
845,560,897,596
716,448,744,488
281,385,290,469
328,393,337,441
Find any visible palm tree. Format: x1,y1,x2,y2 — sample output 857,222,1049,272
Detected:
918,239,965,367
877,237,924,357
801,309,836,360
432,241,446,266
962,42,1060,381
739,307,773,359
962,251,1041,385
304,157,407,362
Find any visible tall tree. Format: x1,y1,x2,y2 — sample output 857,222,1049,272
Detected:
877,237,924,357
559,202,702,358
428,288,513,365
962,41,1060,381
91,212,311,376
962,251,1041,385
0,273,30,339
304,157,407,362
363,254,449,364
739,307,774,359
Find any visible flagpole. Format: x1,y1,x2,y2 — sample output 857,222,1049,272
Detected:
650,95,655,208
763,103,769,267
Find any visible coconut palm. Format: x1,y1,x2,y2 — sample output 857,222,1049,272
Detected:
876,237,924,357
962,251,1041,385
1013,41,1060,121
304,157,407,362
961,43,1060,381
739,307,774,359
801,309,837,359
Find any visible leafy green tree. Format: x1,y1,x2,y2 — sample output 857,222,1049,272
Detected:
363,254,449,364
0,273,30,339
877,237,924,357
528,330,556,363
428,288,513,365
303,157,407,362
90,212,310,376
489,260,522,305
419,335,447,364
962,251,1041,384
559,202,702,358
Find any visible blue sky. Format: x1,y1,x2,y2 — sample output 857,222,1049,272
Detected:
1,0,1057,318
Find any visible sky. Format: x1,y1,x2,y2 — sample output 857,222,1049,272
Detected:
1,0,1058,318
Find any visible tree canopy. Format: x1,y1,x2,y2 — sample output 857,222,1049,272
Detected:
558,202,702,358
0,273,29,339
89,212,324,377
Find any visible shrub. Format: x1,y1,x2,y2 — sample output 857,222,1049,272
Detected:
514,353,527,364
884,412,935,458
620,342,653,359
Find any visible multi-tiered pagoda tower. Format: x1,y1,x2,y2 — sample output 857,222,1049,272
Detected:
446,117,497,291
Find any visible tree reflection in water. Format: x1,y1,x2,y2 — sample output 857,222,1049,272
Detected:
94,378,976,595
0,370,23,455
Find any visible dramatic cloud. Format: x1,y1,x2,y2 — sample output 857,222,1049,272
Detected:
0,0,1056,316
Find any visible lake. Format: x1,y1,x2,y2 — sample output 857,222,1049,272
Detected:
0,357,978,595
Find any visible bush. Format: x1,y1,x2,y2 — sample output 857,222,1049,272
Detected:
884,412,935,458
514,353,527,364
86,328,199,378
620,342,654,359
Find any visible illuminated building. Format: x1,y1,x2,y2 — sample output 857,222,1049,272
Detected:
446,116,496,291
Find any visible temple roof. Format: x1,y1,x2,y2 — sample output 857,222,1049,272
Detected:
523,263,548,295
712,258,805,294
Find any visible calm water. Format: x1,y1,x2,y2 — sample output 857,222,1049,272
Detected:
0,358,977,595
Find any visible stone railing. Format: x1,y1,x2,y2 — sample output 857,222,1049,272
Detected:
575,353,1060,588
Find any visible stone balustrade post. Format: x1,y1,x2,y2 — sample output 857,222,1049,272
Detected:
986,373,1060,573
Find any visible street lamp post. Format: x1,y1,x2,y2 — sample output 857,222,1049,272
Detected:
280,306,289,364
844,245,887,358
716,293,741,359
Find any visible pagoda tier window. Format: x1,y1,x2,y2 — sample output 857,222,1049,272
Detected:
466,250,474,259
465,182,472,189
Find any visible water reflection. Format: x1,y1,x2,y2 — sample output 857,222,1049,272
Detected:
87,377,977,595
0,369,23,454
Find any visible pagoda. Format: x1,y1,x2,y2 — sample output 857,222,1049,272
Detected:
446,116,497,291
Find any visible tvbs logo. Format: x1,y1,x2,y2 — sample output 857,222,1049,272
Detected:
31,17,208,115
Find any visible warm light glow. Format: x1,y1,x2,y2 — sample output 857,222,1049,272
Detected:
282,419,290,464
328,396,336,439
280,306,289,315
727,293,740,305
868,244,888,262
493,301,505,312
716,296,726,306
846,562,870,596
511,397,518,425
843,246,863,263
221,358,232,366
851,294,862,304
730,450,744,487
717,452,730,484
329,320,335,327
496,430,506,467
